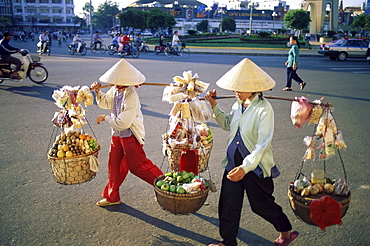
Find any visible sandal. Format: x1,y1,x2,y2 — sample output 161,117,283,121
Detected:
300,82,306,90
208,241,225,246
274,231,299,246
96,199,121,207
283,87,292,91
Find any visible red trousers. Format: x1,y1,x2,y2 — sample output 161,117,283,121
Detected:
102,135,163,202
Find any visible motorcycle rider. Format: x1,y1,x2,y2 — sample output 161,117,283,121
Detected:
72,33,82,52
135,33,143,50
38,31,50,53
0,32,22,80
93,31,102,51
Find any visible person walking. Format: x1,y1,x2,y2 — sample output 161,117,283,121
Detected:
283,35,306,91
90,59,163,207
206,58,299,246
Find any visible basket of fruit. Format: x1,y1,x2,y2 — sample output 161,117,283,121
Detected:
288,176,350,227
154,171,210,215
47,130,100,185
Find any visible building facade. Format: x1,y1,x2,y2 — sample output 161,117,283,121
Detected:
2,0,78,32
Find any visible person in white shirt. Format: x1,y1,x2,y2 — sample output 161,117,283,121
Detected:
72,33,82,52
172,31,181,53
37,31,49,52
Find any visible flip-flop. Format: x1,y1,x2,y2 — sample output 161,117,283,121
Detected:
283,87,292,91
300,82,307,90
208,241,225,246
96,199,121,207
274,231,299,246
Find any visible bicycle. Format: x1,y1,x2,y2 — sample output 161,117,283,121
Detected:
164,43,190,58
90,41,107,54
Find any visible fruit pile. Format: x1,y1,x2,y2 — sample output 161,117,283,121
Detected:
48,130,99,158
293,177,349,197
156,171,209,194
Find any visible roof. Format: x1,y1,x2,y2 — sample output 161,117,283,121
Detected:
131,0,205,6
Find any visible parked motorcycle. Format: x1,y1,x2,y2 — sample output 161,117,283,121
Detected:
68,41,87,56
37,41,51,56
0,49,49,84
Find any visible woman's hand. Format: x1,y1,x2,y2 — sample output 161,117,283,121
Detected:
205,89,217,108
96,114,106,124
292,62,297,70
285,61,288,66
91,81,101,93
227,167,246,182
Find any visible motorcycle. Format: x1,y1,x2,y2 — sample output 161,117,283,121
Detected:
107,44,118,55
136,41,149,53
37,41,51,56
0,49,49,84
118,43,139,58
68,41,87,56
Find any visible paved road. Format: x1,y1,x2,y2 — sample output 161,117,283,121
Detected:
0,36,369,246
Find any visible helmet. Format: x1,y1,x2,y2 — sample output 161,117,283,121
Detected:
20,49,29,56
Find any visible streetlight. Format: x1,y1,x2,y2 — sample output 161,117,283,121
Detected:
261,11,265,31
272,12,278,35
206,6,212,33
248,1,258,35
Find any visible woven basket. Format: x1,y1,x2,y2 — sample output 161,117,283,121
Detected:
166,142,213,173
47,147,99,185
288,186,350,226
154,175,210,215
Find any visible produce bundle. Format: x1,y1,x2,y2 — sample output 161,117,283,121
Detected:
48,131,99,158
155,171,209,194
292,176,349,197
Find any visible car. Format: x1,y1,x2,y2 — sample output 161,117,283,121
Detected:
318,38,369,61
366,43,370,65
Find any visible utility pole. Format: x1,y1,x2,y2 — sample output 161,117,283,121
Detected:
90,0,93,44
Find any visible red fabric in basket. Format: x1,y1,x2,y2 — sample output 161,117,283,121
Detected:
310,195,342,231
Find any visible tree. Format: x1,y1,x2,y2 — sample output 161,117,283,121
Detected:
221,17,236,32
0,17,11,29
92,1,119,31
146,8,176,31
196,19,209,33
119,8,147,31
284,9,311,35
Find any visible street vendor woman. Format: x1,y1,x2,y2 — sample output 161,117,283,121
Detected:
91,59,163,207
205,58,299,246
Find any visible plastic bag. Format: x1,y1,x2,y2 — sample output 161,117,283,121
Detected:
290,96,313,129
189,99,211,123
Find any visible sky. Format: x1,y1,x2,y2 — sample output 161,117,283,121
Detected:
74,0,367,16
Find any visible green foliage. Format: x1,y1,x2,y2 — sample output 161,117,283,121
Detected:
351,14,370,31
284,9,311,32
258,31,271,38
0,17,11,28
92,1,119,31
196,19,209,32
221,16,236,32
147,8,176,30
120,8,147,30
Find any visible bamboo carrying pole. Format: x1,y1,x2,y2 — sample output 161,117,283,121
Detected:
91,83,330,106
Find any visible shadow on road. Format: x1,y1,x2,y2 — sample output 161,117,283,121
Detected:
102,203,215,245
194,213,273,246
0,82,60,102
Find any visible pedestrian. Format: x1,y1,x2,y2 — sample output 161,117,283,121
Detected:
205,58,299,246
90,59,163,207
283,35,306,91
305,32,312,49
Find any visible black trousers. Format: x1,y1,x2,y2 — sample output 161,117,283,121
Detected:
218,150,292,246
286,67,304,88
2,56,22,72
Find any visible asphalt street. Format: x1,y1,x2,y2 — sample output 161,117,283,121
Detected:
0,35,369,246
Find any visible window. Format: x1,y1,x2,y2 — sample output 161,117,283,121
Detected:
40,8,49,13
15,8,22,13
52,8,62,13
66,0,71,3
54,18,62,23
40,0,49,3
26,8,37,13
52,0,61,3
26,0,36,3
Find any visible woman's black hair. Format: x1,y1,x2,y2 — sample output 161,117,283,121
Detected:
291,35,301,49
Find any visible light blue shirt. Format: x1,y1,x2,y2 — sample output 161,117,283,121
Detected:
287,44,299,68
212,96,276,178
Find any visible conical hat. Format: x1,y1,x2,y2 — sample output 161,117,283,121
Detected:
99,59,146,86
216,58,276,92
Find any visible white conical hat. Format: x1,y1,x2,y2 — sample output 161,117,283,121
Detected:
216,58,276,92
99,59,146,86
